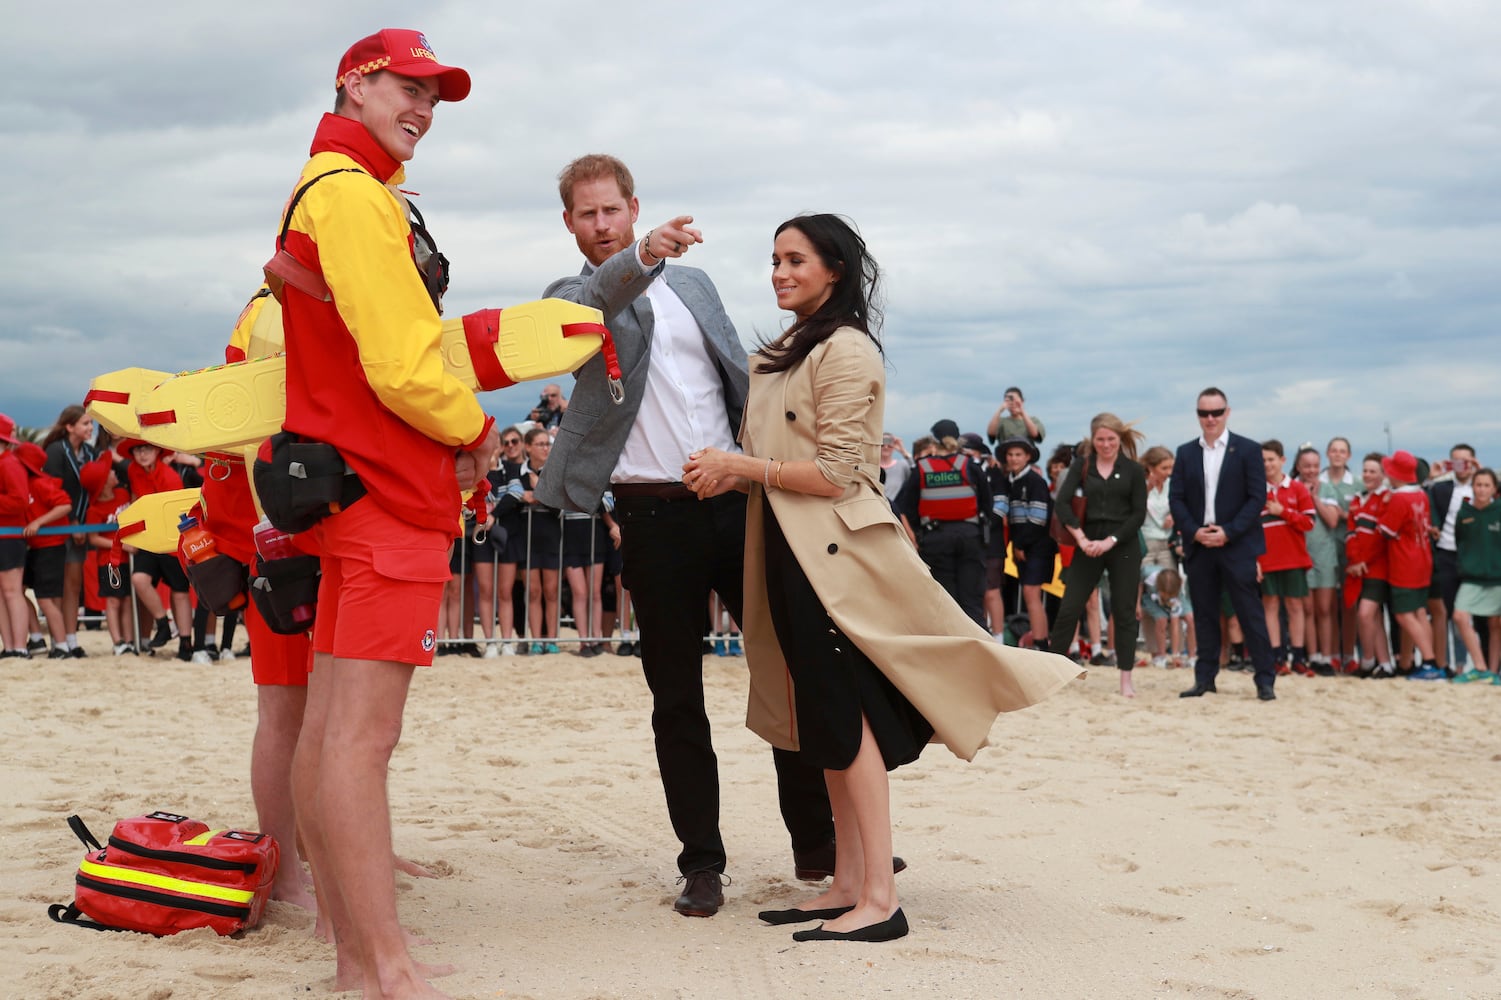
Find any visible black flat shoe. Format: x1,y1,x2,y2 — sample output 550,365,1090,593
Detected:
1257,684,1277,701
759,905,853,925
1179,683,1217,698
792,908,908,942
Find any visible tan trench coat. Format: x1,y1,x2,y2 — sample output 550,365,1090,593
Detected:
741,328,1082,762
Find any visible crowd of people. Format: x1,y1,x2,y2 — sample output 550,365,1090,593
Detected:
875,388,1499,698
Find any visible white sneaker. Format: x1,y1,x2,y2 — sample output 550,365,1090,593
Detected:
482,644,501,659
113,642,135,656
500,642,516,656
219,647,237,662
190,650,213,665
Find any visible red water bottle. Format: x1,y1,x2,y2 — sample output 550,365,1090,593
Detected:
178,514,217,563
253,517,314,624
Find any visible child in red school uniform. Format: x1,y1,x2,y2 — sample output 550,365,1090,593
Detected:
118,439,194,660
14,443,73,658
79,454,135,654
0,414,33,658
1379,450,1441,679
1258,440,1317,675
1346,453,1394,677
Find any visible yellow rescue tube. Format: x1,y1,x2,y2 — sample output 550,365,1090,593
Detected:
114,489,202,555
83,368,175,440
106,299,609,454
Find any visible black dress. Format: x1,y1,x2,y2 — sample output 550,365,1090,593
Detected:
760,495,933,772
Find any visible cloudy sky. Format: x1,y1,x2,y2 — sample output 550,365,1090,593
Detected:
5,1,1497,466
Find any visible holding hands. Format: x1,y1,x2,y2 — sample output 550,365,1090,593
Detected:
683,447,746,498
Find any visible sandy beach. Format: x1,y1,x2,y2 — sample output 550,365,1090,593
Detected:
4,630,1498,999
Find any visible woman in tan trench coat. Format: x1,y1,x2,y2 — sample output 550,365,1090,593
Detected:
685,215,1080,944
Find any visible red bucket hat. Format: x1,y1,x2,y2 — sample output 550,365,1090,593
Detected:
336,29,471,102
0,412,20,446
1381,449,1419,485
14,442,47,476
79,454,114,498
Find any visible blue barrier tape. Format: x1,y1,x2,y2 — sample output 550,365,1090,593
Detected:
0,523,120,538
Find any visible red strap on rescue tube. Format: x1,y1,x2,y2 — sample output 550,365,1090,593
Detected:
109,519,146,569
561,322,619,381
84,389,131,406
138,410,177,427
461,309,514,392
561,322,624,403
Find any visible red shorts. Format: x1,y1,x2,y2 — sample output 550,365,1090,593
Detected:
309,498,452,666
245,597,312,687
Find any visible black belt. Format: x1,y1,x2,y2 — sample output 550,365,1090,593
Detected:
612,481,695,502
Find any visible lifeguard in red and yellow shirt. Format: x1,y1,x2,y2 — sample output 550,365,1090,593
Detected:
270,29,500,996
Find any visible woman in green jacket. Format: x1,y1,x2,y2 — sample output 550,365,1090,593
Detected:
1451,467,1501,683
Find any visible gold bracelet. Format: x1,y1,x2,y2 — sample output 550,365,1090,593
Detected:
775,461,785,490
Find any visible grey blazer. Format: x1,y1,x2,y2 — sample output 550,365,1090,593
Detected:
535,244,750,513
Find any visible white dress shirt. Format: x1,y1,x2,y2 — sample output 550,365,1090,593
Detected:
1199,433,1229,525
611,257,740,484
1438,479,1474,551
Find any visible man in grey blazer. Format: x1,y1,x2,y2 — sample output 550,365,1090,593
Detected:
537,154,853,918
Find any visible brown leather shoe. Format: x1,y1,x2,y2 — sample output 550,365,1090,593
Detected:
673,869,726,917
793,841,907,881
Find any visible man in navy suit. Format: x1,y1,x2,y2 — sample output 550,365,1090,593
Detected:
1168,388,1277,701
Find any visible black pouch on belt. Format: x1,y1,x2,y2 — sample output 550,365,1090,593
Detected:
248,553,321,635
252,432,367,535
183,554,249,617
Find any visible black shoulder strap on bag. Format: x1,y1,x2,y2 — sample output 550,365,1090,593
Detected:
406,199,451,313
275,168,448,313
68,814,102,852
277,168,366,250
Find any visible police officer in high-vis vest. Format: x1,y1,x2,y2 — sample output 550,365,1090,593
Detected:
896,419,993,626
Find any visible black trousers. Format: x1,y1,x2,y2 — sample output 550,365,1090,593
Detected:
1048,538,1143,668
1185,546,1275,689
917,520,986,627
616,490,833,875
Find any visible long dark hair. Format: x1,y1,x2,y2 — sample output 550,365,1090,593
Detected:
41,404,87,450
756,214,882,374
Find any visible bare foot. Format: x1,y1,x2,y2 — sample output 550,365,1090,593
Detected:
273,875,317,912
393,854,437,879
1120,672,1136,698
819,900,898,934
791,883,860,912
339,961,458,997
338,960,457,989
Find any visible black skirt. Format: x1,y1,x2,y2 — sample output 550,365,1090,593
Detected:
761,496,933,772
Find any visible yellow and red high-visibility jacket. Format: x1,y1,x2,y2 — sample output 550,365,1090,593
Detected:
277,113,491,536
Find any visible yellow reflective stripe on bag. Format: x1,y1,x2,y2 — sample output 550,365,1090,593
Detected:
78,858,256,905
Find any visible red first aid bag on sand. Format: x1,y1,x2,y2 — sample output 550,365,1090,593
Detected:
48,812,278,936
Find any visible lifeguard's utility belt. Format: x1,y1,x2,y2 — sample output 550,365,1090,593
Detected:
49,812,277,937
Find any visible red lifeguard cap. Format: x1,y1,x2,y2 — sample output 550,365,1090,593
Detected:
336,29,471,102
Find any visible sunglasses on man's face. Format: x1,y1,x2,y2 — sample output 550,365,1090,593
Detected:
1196,408,1226,419
502,438,522,446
